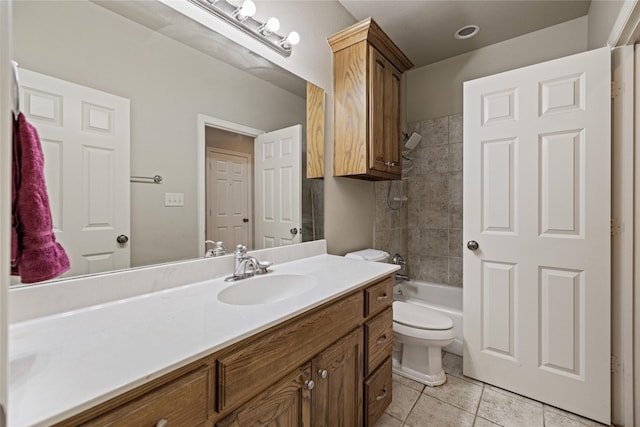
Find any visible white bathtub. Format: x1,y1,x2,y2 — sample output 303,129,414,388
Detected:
393,280,463,356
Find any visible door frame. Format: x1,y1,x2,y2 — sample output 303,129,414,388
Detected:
205,147,253,249
196,114,263,257
608,3,640,425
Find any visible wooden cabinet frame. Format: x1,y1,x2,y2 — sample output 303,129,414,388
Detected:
329,18,413,180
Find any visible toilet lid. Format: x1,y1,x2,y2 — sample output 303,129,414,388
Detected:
345,249,389,262
393,301,453,330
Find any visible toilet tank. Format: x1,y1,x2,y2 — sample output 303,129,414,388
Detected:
344,249,390,263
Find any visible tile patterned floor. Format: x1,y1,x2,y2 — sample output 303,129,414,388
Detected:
375,352,610,427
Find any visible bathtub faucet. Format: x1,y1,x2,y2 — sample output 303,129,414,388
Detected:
391,253,406,266
395,272,410,282
391,253,409,281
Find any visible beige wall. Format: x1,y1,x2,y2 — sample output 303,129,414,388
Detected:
406,16,589,121
13,1,306,267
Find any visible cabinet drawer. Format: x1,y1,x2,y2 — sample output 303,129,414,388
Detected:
84,368,208,427
364,306,393,376
217,292,363,412
364,276,393,317
364,357,392,427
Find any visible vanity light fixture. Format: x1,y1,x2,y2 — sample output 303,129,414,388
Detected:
190,0,299,57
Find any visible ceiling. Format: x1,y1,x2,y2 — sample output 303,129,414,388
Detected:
338,0,591,68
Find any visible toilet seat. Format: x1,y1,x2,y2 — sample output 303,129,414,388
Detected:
393,321,457,342
393,301,453,330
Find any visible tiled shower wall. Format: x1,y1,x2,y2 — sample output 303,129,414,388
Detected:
374,113,463,286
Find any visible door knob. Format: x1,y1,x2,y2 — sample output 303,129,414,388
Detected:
117,234,129,244
243,218,249,223
467,240,479,251
290,228,298,235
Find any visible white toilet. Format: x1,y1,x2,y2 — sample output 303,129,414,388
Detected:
345,249,456,387
392,300,455,386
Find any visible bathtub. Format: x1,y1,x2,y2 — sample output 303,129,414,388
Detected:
393,280,463,356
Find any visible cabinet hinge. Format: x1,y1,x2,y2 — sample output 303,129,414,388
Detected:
611,218,623,236
611,81,622,99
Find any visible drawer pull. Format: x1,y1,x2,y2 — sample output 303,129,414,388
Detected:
376,293,388,301
375,388,388,401
318,369,328,379
156,418,168,427
376,335,388,345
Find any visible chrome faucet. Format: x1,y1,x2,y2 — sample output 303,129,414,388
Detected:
204,240,226,257
225,244,272,281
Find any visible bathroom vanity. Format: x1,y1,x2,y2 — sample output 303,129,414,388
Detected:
8,242,398,426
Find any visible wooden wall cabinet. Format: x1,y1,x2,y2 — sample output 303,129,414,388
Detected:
57,275,394,427
328,18,413,180
306,82,325,179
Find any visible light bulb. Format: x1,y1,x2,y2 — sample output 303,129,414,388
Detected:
236,0,256,20
266,17,280,32
259,17,280,35
281,31,300,47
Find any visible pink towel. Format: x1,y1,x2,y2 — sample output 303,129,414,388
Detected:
11,113,70,283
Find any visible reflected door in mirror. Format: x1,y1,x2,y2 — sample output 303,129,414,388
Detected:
206,149,250,251
255,125,302,249
19,69,130,279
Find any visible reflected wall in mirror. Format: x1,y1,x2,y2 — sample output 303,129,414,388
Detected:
12,0,323,284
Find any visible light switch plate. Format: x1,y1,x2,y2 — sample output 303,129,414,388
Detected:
165,192,184,207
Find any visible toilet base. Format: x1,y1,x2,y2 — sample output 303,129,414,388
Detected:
392,344,447,387
392,359,447,387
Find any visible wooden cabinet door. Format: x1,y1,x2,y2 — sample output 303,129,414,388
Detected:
312,328,363,426
385,64,402,176
369,47,389,174
216,364,312,427
369,47,402,177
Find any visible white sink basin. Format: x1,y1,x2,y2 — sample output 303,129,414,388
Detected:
217,274,317,305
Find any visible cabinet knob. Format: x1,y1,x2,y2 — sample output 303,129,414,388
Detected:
318,369,328,379
304,379,315,390
375,387,388,401
376,335,388,345
156,418,168,427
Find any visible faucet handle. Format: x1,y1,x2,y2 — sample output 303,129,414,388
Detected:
256,261,272,275
235,244,247,254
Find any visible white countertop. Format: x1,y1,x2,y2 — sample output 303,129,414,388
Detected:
8,254,398,426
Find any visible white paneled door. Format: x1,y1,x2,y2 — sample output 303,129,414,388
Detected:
463,47,610,423
206,149,250,250
254,125,302,249
20,69,130,278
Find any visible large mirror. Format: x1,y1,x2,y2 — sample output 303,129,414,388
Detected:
11,0,324,284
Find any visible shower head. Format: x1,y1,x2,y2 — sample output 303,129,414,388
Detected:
404,131,422,151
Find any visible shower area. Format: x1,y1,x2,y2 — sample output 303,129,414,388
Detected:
374,113,463,286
